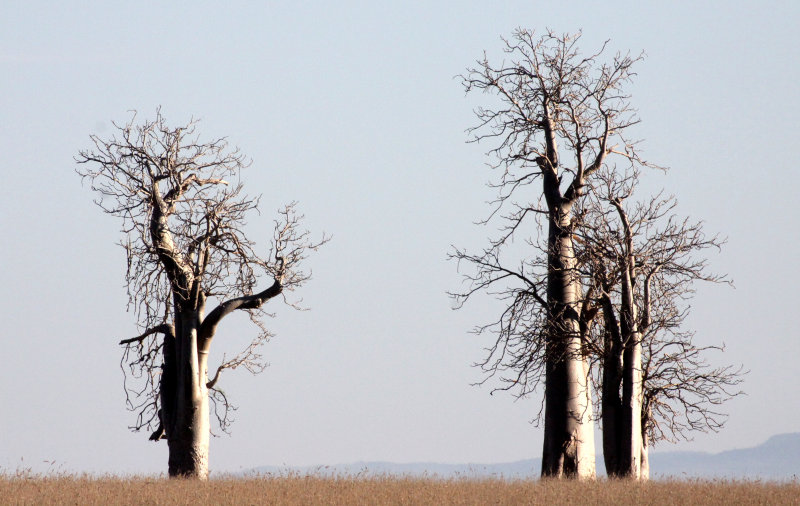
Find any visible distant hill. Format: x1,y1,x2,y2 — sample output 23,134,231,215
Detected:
245,433,800,481
648,432,800,480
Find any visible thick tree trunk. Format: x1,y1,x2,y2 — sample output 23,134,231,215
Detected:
541,209,595,478
163,310,210,479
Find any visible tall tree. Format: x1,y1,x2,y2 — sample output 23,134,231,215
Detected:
77,111,326,479
453,29,644,478
578,167,743,479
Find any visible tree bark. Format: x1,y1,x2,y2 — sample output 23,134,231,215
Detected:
164,310,210,479
619,267,643,479
600,294,624,476
640,405,651,480
157,282,283,479
640,428,650,480
541,206,595,478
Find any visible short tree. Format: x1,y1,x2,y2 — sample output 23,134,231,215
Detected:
77,111,326,478
578,167,743,479
454,29,644,478
636,269,744,478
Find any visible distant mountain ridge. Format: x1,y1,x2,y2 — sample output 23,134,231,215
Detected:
246,433,800,480
647,432,800,480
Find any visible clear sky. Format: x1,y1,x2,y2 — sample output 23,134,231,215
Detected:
1,1,798,475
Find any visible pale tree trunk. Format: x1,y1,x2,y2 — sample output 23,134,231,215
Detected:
620,268,643,479
164,310,210,479
639,402,651,480
621,340,643,478
640,429,650,480
541,208,595,478
638,275,655,481
573,350,596,477
157,282,283,478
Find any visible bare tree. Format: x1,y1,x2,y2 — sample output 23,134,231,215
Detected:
77,110,327,479
453,29,645,478
637,293,744,478
577,167,743,479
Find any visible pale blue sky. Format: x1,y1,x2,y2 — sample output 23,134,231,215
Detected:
1,1,798,475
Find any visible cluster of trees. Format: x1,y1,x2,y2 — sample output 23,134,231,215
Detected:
77,30,740,481
451,30,742,479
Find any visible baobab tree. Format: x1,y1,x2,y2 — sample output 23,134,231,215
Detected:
77,111,326,479
577,167,743,479
453,29,645,478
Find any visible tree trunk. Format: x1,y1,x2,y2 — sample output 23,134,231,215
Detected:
601,326,624,477
621,337,643,478
541,208,595,478
640,403,651,480
640,430,650,480
163,310,210,479
619,269,642,479
573,349,595,477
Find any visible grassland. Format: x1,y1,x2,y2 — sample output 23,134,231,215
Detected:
1,474,798,505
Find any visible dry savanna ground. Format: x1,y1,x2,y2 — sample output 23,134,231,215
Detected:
1,474,799,505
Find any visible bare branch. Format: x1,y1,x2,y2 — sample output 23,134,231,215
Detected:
119,323,174,345
577,165,742,447
78,110,326,441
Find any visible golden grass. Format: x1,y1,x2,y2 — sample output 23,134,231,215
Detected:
1,474,798,505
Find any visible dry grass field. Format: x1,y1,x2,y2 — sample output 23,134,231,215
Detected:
1,474,798,505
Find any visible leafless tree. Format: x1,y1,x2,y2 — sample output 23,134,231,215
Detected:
77,110,327,479
577,167,743,479
453,29,646,478
637,290,744,479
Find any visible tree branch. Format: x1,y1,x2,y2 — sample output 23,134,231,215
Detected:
119,323,175,345
199,278,282,342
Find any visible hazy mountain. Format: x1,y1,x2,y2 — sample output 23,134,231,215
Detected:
647,432,800,480
245,433,799,480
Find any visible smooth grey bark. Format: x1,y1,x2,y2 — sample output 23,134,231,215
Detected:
540,164,595,478
640,404,651,480
617,198,643,478
129,324,206,477
159,282,283,479
635,275,655,481
619,265,643,478
160,310,208,478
